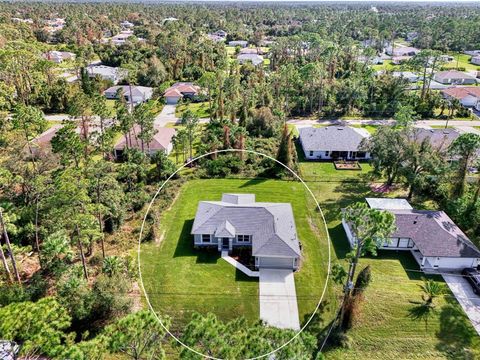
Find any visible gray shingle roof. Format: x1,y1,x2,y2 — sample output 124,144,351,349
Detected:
215,220,236,237
391,209,480,258
411,128,460,151
191,194,301,258
299,126,370,152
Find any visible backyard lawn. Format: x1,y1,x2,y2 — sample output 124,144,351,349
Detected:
175,101,210,118
140,178,332,330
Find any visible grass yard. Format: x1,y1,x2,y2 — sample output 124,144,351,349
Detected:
444,53,480,72
175,101,210,118
299,160,480,359
140,178,332,330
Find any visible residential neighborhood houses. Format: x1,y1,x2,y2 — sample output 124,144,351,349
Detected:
3,3,480,359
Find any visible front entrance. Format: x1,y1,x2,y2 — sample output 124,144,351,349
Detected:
222,237,229,250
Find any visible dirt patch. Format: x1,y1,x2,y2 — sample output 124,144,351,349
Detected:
370,183,398,193
129,281,143,312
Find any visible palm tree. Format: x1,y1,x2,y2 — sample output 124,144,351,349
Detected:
419,278,444,308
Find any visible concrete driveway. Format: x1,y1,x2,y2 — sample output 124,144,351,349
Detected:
259,269,300,330
443,274,480,336
154,104,178,127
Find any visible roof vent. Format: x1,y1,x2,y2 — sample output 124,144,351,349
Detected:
337,127,344,130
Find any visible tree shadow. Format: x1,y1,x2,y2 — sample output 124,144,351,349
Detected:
328,223,351,260
238,178,269,188
407,301,437,331
435,296,479,360
173,219,219,264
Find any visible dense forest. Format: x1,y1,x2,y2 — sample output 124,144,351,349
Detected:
1,2,480,359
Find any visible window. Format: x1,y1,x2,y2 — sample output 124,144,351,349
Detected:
237,235,250,242
356,151,366,158
325,151,329,156
202,234,211,243
309,151,313,157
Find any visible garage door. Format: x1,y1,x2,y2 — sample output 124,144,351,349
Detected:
258,257,293,269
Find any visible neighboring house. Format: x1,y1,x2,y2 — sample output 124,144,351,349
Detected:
113,125,175,158
86,65,127,84
104,85,153,105
208,30,227,42
229,40,248,48
442,87,480,110
439,54,454,62
406,31,418,42
43,50,76,63
191,193,302,270
120,20,134,29
385,46,420,57
465,50,480,57
410,128,460,152
237,53,264,66
239,48,262,55
299,126,372,160
102,30,136,46
391,56,412,65
163,82,200,104
392,71,419,82
342,198,480,271
433,70,477,85
358,55,383,65
471,55,480,65
0,340,20,360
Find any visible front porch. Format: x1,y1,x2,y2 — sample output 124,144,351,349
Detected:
410,249,437,274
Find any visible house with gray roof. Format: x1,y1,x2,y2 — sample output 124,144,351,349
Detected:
433,70,477,85
299,126,372,161
342,198,480,271
191,194,301,270
104,85,153,105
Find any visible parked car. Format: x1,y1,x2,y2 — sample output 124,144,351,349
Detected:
462,268,480,294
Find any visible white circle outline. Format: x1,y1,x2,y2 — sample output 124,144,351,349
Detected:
137,148,332,360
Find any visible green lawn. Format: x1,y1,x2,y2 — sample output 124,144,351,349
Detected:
351,124,378,134
140,179,332,330
444,53,480,72
175,101,210,118
299,161,374,182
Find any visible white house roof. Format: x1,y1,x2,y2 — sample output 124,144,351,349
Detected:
366,198,413,210
191,194,301,258
299,126,370,152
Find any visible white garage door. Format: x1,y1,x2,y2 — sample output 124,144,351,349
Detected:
259,257,293,269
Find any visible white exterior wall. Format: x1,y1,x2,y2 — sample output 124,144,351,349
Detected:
459,95,479,108
257,256,297,270
303,148,371,161
425,256,479,270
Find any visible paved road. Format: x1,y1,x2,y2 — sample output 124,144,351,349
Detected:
154,104,178,127
287,118,480,127
455,126,480,135
443,274,480,336
259,268,300,330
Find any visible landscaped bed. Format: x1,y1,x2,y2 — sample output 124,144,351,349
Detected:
140,178,331,329
334,160,362,170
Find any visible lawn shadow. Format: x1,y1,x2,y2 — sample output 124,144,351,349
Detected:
435,296,479,360
173,219,219,264
235,268,259,283
367,250,426,281
238,178,269,188
328,223,350,260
